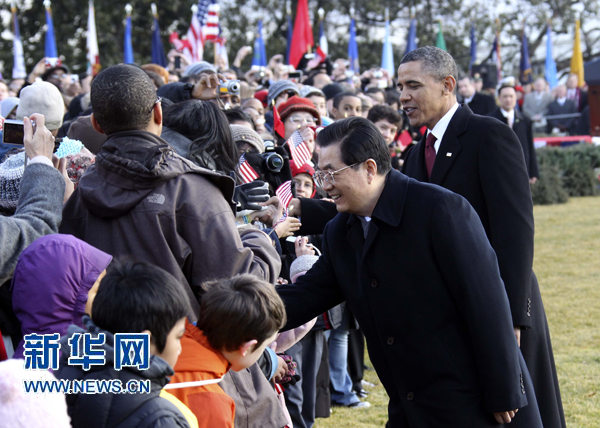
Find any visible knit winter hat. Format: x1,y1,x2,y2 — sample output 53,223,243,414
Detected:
290,254,320,283
0,151,25,214
0,97,19,119
16,82,64,130
321,83,344,100
254,90,269,108
299,85,325,99
267,80,299,107
277,96,321,125
183,61,217,77
230,124,265,153
0,359,71,428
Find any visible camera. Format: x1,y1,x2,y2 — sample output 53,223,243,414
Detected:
261,143,285,173
244,142,292,193
218,79,240,95
2,120,25,145
373,70,384,78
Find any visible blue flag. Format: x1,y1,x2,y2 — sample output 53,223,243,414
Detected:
286,14,293,65
348,17,359,73
545,24,558,89
44,5,58,58
151,17,167,67
12,6,26,79
381,18,394,75
520,28,533,84
469,23,477,72
405,17,417,56
124,13,134,64
252,20,267,67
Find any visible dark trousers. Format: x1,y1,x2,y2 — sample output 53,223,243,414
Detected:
347,328,365,393
284,329,324,428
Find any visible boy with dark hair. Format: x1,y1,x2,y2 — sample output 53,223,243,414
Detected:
168,274,287,427
331,92,362,120
367,105,402,146
58,260,195,428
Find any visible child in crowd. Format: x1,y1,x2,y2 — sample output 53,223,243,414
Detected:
57,259,196,428
10,234,112,359
167,274,287,428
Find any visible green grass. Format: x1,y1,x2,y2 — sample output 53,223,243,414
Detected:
315,196,600,427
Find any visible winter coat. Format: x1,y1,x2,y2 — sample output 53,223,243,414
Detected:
59,130,280,318
11,234,112,358
57,316,191,428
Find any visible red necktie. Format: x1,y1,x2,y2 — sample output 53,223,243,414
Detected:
425,133,437,179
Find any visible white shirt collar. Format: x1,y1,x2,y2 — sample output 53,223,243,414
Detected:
557,97,566,105
500,108,514,119
464,94,474,104
428,103,460,153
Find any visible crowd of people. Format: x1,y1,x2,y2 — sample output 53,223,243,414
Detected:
0,44,576,428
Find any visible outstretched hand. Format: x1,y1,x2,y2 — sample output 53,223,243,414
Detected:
493,409,518,424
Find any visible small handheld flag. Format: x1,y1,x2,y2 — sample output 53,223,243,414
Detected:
276,180,293,210
286,130,312,168
238,154,259,184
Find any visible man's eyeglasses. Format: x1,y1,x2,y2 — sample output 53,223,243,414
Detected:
289,116,317,125
149,97,162,113
314,162,362,187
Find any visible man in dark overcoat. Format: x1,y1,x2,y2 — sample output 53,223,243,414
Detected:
401,46,565,428
277,116,542,427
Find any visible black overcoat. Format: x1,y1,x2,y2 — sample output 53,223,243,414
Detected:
402,105,566,428
278,170,542,427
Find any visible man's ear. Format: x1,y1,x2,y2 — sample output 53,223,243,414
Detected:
365,159,378,183
90,113,105,135
153,102,163,126
239,339,258,357
442,75,456,95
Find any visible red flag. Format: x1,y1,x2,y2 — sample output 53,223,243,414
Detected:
276,180,293,209
289,0,314,68
398,130,413,147
286,130,312,167
272,101,286,139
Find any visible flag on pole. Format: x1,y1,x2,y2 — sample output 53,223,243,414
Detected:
186,5,202,62
289,0,313,68
169,32,193,60
276,180,293,210
215,32,229,69
435,21,446,51
238,154,259,184
151,4,168,67
381,9,394,76
570,19,584,87
11,3,26,79
252,20,267,68
490,20,502,82
286,10,293,65
405,16,417,56
348,11,359,73
44,0,58,59
469,22,477,72
124,4,134,64
545,23,558,89
87,1,100,76
199,0,220,42
286,130,312,168
318,8,328,55
520,25,533,84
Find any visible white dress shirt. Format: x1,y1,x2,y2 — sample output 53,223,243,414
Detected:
427,103,460,154
500,108,515,128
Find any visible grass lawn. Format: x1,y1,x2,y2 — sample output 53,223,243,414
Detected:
315,196,600,427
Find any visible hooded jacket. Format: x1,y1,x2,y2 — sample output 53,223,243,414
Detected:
60,130,280,318
57,316,191,428
11,234,112,359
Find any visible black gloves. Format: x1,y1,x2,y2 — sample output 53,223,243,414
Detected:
234,180,270,214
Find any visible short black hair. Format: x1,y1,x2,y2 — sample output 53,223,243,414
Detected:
317,116,392,175
333,91,360,109
498,84,516,96
367,104,402,127
91,64,157,135
401,47,458,94
385,89,401,106
91,259,191,353
224,107,256,130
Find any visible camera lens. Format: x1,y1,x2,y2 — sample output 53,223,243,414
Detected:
263,153,284,172
228,81,240,93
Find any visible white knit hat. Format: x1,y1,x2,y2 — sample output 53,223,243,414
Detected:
290,254,320,283
16,81,64,130
0,151,25,214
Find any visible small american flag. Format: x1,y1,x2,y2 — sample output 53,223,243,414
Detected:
276,180,293,210
286,130,312,168
238,154,259,184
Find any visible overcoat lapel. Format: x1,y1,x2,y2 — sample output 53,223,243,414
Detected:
429,106,470,185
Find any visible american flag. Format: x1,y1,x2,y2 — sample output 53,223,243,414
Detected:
187,0,220,62
238,154,259,184
186,5,202,62
286,130,312,168
276,180,293,210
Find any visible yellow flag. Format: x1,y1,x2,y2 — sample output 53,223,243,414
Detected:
570,19,584,87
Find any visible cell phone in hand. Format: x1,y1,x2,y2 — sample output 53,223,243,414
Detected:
2,120,25,145
174,56,181,69
288,70,303,80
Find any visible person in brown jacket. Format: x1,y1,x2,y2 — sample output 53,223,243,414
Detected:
60,64,281,319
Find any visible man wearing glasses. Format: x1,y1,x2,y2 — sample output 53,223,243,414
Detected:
277,117,543,427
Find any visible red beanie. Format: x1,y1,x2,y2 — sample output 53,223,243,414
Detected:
277,96,322,125
290,160,316,198
254,90,269,108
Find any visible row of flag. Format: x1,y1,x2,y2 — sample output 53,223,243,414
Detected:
10,1,586,89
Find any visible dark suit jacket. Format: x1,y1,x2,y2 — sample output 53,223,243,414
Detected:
467,92,497,115
402,105,535,329
545,99,577,134
278,170,538,427
488,108,539,178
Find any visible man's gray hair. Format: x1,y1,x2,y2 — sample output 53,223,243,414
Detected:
400,46,458,84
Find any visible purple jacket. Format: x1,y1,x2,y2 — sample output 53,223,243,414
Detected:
10,234,112,359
